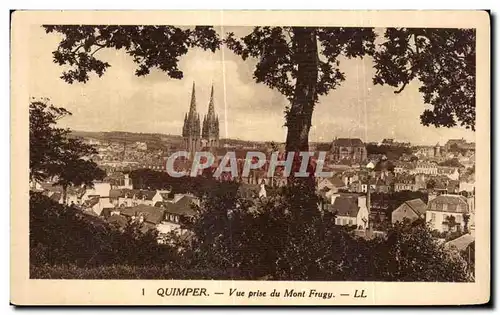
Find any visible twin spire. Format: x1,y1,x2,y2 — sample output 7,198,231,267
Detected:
182,81,219,141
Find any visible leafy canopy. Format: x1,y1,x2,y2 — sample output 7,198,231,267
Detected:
43,25,476,133
29,98,105,187
225,27,376,103
373,28,476,130
44,25,221,83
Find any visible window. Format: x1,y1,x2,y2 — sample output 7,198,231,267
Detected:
431,213,436,222
342,219,347,225
442,204,448,211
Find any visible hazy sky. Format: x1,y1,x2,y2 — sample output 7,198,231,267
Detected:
29,25,475,146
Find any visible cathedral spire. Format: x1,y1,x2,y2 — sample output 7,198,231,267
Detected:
188,81,197,119
207,84,215,120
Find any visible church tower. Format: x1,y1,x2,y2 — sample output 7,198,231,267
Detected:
182,82,201,158
202,85,220,148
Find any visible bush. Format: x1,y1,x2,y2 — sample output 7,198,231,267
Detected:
30,264,242,280
30,192,179,268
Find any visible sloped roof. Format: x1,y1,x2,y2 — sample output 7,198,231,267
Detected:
333,138,365,147
109,189,123,198
326,177,346,187
39,182,63,192
100,207,115,218
164,196,197,217
445,233,475,251
107,214,129,228
329,195,359,217
82,197,100,209
160,192,171,200
136,190,157,200
428,194,468,213
49,191,62,202
120,204,165,224
404,198,427,216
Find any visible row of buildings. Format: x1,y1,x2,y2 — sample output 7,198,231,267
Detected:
322,190,475,235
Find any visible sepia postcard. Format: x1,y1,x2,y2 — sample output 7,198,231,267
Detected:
11,10,490,306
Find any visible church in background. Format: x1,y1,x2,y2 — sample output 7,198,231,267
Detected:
182,82,220,158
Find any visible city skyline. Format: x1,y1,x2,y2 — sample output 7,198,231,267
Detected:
29,25,476,146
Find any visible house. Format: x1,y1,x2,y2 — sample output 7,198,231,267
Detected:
412,161,438,175
437,166,460,181
394,162,409,174
444,138,475,153
155,195,198,237
445,233,475,252
426,194,470,232
151,189,174,205
119,204,166,232
113,189,159,207
81,182,112,204
394,174,417,192
35,182,86,205
459,181,475,193
317,176,346,196
391,198,427,224
331,138,367,163
326,193,370,229
341,171,359,187
104,172,133,189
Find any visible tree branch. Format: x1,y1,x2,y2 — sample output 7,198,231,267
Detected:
394,82,408,94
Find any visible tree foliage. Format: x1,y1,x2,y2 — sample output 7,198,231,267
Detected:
180,185,469,281
29,98,105,199
226,27,376,152
43,25,221,83
29,192,178,267
373,28,476,130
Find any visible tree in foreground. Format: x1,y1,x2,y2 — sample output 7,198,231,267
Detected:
373,28,476,130
30,98,106,201
182,187,470,281
44,25,475,176
372,219,470,282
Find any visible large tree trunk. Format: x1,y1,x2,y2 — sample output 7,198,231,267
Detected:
286,28,318,184
286,27,318,153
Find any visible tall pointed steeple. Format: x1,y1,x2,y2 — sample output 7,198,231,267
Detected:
207,84,216,120
188,81,197,120
202,84,220,148
182,82,201,157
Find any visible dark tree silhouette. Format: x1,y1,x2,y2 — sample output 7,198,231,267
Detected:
225,27,376,153
373,28,476,130
43,25,375,155
43,25,221,83
30,98,105,201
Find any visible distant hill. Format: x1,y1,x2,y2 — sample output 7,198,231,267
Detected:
70,130,265,150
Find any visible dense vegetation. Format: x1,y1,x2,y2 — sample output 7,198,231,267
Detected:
30,183,472,281
366,144,413,161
